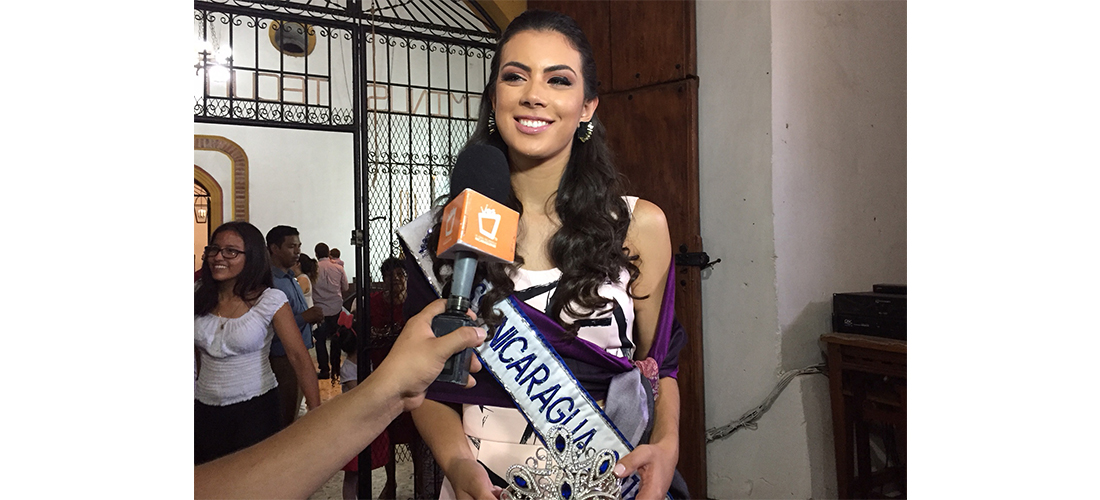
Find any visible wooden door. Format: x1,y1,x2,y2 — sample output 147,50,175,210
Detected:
528,2,706,496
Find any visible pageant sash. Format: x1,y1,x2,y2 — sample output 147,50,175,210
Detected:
479,296,661,499
398,210,673,499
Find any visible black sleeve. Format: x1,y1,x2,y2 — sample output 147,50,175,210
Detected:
402,242,440,321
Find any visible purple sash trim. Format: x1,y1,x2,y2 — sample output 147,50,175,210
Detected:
515,298,635,372
651,260,678,376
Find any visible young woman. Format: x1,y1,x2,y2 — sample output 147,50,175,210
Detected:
295,253,318,309
194,221,322,465
405,10,686,500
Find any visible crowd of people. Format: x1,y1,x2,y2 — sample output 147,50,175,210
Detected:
194,9,686,500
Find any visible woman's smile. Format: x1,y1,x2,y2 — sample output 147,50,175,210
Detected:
514,115,554,134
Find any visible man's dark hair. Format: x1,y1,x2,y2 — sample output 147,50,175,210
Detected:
265,225,299,251
380,257,404,277
315,242,330,259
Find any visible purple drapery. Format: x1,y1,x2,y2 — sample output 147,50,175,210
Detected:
405,255,686,408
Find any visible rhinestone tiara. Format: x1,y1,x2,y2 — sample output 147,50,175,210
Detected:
501,425,622,500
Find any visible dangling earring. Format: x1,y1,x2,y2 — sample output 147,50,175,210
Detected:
487,112,497,135
577,120,594,143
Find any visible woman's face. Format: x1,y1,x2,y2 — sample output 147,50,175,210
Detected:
208,230,247,283
492,30,598,168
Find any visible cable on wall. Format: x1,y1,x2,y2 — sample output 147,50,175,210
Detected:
705,364,826,443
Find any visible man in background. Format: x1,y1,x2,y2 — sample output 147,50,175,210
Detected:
329,248,345,268
266,226,324,427
313,242,348,379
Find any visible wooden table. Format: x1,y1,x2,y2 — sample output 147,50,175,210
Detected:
821,332,906,498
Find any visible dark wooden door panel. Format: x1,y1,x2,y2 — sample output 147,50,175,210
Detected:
598,80,698,234
608,0,693,91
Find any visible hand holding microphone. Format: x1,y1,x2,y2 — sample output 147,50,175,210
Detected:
434,145,517,385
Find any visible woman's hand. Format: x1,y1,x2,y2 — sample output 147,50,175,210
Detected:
613,439,678,500
445,458,502,500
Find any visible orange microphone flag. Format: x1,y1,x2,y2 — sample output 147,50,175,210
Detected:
436,188,518,264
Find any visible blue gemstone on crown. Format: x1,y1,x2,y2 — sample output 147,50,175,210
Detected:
503,426,622,500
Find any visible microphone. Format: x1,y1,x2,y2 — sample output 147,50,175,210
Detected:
433,145,518,385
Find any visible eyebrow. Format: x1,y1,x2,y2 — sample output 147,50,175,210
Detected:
501,61,578,76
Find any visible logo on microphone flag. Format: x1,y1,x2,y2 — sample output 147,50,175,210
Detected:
437,188,517,264
478,206,501,241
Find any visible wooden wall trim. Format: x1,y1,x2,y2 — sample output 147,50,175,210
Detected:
193,165,225,229
194,135,249,222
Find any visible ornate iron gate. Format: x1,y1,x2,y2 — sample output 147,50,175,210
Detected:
193,1,497,497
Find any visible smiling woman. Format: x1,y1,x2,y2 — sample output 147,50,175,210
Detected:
193,221,322,465
406,9,689,500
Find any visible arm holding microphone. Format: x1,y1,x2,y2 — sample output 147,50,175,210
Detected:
194,299,485,500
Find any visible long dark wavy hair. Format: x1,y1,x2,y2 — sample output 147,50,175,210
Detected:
195,221,274,317
425,10,641,335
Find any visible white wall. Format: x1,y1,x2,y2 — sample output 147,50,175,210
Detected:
194,123,357,279
772,0,907,371
698,1,789,497
698,1,906,498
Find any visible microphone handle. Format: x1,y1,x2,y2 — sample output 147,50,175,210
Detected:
432,311,476,385
434,250,480,384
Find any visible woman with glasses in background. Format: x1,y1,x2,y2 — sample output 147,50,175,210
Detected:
194,221,322,465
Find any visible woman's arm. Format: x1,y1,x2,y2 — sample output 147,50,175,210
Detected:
619,199,679,500
196,299,486,499
625,199,673,360
272,304,322,409
411,400,499,499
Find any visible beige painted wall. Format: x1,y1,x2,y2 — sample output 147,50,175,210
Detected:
698,1,906,497
194,123,357,279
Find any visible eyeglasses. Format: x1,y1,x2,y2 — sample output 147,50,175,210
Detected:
204,245,244,260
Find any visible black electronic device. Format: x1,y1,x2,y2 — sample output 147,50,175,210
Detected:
872,283,907,295
832,313,906,340
833,292,906,319
832,290,907,340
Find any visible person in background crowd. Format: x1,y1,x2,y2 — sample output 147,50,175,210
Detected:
367,256,410,499
295,253,318,310
312,242,349,380
266,225,325,428
329,247,345,268
194,221,321,465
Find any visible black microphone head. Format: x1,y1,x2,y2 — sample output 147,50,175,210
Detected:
448,145,511,203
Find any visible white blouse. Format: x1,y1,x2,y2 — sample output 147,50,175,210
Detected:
194,288,288,406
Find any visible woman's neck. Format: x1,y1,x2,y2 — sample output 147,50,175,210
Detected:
217,280,237,301
510,154,568,216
